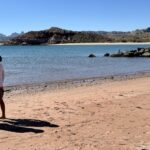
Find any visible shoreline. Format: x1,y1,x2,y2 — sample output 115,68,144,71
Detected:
1,42,150,46
53,42,150,46
5,71,150,94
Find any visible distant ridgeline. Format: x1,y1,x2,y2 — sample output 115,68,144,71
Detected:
3,27,150,45
0,32,24,43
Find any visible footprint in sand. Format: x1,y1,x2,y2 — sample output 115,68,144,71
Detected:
54,107,60,110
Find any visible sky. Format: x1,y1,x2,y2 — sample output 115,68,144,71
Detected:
0,0,150,35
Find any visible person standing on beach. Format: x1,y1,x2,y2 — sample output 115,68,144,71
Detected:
0,56,5,119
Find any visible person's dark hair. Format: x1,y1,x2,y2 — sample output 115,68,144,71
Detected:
0,56,2,62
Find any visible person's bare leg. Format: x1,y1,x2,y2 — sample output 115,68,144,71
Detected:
0,98,6,119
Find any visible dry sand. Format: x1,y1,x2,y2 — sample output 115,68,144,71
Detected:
54,42,150,46
0,75,150,150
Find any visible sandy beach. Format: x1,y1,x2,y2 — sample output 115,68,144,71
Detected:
0,74,150,150
1,42,150,46
54,42,150,46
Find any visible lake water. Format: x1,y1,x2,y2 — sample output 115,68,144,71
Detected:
0,44,150,86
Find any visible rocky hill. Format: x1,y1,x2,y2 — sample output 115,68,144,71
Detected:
4,27,112,45
4,27,150,45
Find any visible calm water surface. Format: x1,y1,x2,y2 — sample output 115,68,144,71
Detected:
0,44,150,86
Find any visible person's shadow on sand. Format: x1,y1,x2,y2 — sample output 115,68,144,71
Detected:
0,118,59,133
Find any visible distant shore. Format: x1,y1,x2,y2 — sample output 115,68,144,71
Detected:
54,42,150,46
1,42,150,46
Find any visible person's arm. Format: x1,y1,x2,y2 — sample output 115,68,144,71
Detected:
1,65,4,82
2,67,4,82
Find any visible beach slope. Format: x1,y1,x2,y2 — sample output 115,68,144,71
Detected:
0,76,150,150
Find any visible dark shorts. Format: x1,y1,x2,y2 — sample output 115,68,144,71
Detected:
0,88,4,98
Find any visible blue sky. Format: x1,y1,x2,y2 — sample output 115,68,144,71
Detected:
0,0,150,35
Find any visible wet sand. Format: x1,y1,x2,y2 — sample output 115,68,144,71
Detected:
0,73,150,150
